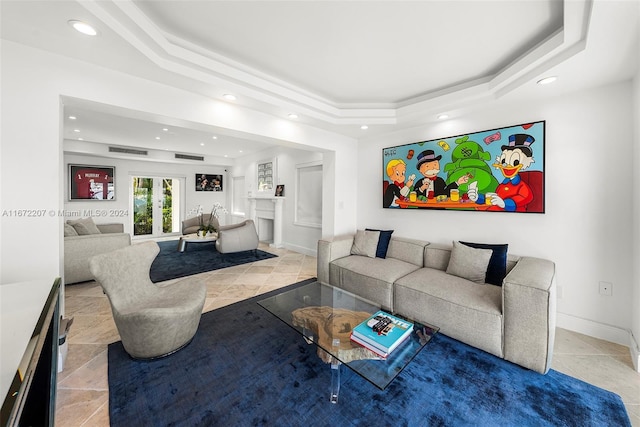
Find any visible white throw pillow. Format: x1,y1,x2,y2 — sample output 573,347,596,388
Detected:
64,223,79,237
67,217,101,235
446,240,493,284
350,229,380,258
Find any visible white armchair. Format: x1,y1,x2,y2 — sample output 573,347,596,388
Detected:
215,220,259,254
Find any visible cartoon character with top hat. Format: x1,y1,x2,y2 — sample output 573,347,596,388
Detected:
414,149,469,199
468,133,536,211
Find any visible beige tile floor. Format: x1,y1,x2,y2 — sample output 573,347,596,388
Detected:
55,243,640,426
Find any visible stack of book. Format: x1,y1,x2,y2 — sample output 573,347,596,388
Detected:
350,310,414,358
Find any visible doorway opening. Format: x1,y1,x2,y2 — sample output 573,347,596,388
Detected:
131,176,182,238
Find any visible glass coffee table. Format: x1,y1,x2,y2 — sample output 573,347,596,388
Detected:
258,281,438,403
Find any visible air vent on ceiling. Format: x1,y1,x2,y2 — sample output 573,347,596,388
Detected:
109,146,148,156
175,153,204,161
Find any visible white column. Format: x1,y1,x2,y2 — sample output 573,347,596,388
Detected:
271,197,285,248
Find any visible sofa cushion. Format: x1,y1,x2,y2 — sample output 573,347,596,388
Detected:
64,223,79,237
460,241,509,286
329,255,421,311
395,267,503,357
67,217,101,235
350,229,380,258
446,241,492,284
365,228,394,258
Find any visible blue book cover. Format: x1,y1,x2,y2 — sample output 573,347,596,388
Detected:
351,310,413,354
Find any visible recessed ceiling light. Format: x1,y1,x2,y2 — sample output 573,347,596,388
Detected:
360,125,369,130
162,128,168,132
73,129,80,132
288,113,299,119
78,138,84,141
223,94,236,101
212,136,218,140
437,114,449,120
537,76,557,85
155,136,160,140
200,143,205,146
239,150,243,153
68,115,77,120
68,20,98,36
224,155,228,158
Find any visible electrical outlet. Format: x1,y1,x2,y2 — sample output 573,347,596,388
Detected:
599,281,613,296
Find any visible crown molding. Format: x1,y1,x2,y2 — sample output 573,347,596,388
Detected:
79,0,592,127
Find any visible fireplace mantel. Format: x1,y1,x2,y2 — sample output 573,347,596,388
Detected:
248,197,285,248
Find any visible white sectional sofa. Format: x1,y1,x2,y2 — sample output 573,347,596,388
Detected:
64,222,131,284
317,232,556,374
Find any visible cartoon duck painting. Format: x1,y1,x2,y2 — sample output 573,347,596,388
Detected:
467,134,536,211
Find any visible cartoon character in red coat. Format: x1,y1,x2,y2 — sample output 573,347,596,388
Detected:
467,134,535,212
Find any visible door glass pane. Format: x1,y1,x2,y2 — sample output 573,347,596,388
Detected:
133,177,153,236
162,178,173,233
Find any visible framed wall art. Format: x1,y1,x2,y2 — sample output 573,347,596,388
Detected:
382,121,545,213
257,159,275,192
69,164,115,200
196,174,223,191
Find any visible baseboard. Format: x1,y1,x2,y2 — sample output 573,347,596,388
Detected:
282,242,317,257
557,312,639,372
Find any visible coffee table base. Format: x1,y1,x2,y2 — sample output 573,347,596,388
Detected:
330,360,341,404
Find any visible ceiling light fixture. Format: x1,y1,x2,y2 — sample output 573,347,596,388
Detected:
223,94,236,101
288,113,299,119
200,143,205,146
162,128,168,132
73,129,80,132
360,125,369,130
68,115,77,120
212,136,218,140
437,114,449,120
155,137,160,140
68,20,98,36
537,76,557,85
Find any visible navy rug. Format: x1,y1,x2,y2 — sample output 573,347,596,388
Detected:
149,239,277,282
108,279,631,427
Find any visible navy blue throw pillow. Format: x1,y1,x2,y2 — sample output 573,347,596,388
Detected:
459,241,508,286
365,228,394,258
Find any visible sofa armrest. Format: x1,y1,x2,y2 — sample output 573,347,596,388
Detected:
317,235,354,285
97,223,124,234
502,256,556,373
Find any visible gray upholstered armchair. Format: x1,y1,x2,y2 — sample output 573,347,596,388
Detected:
215,220,259,254
89,242,206,359
182,214,220,235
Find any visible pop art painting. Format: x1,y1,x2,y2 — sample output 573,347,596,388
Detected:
383,121,545,213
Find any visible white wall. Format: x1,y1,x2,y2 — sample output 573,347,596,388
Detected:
0,40,358,283
358,81,634,346
232,145,324,255
63,152,229,235
632,39,640,369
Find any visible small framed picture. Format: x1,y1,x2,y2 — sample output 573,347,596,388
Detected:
69,164,115,200
196,174,223,191
275,184,285,197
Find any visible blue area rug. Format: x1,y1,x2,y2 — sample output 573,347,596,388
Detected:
108,279,631,427
149,239,277,283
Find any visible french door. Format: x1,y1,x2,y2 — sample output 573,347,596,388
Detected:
131,176,182,237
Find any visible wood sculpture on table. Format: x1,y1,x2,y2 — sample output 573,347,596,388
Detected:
291,306,381,363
